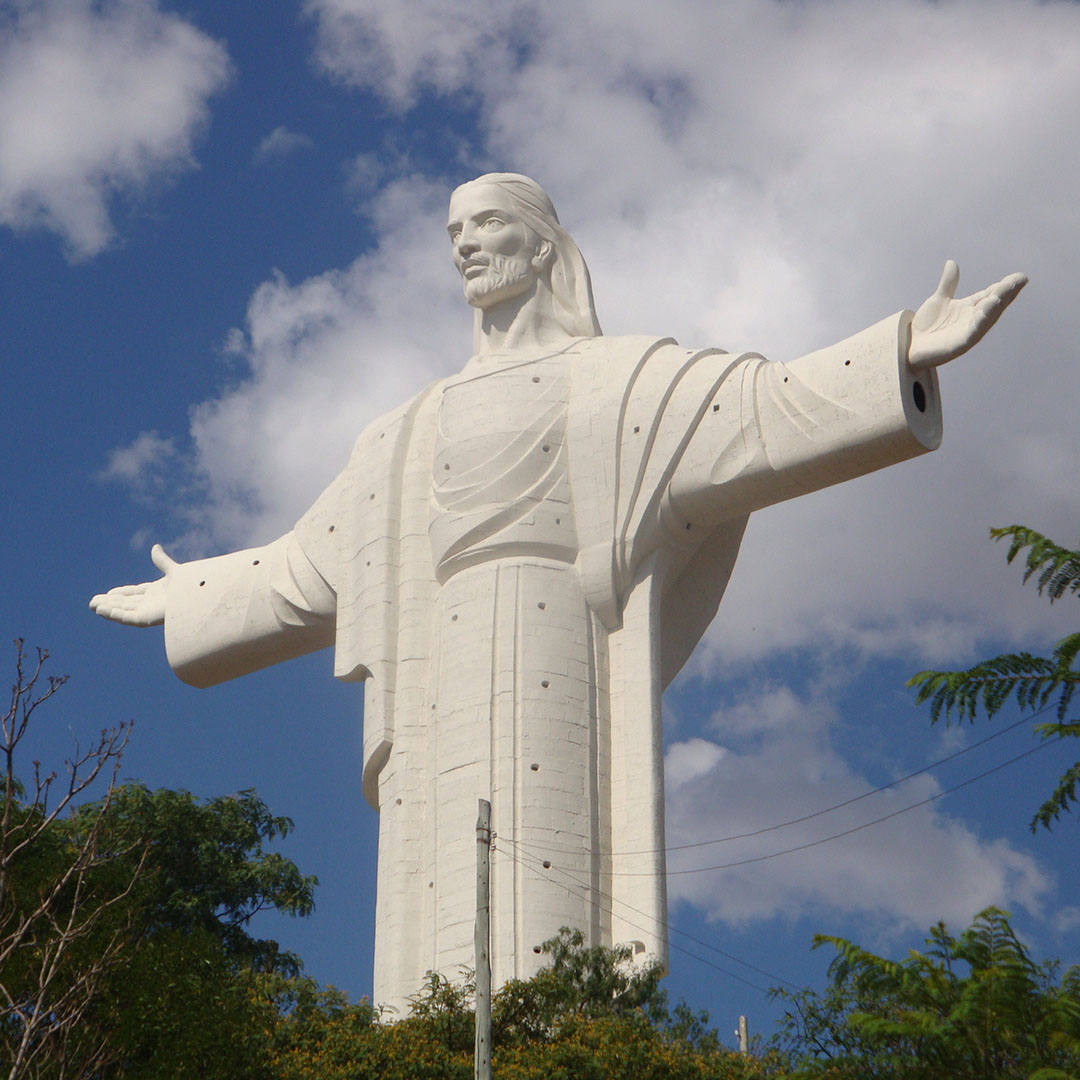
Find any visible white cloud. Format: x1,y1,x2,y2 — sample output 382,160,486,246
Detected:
179,175,469,548
0,0,230,258
100,0,1079,940
253,125,314,165
98,430,175,484
222,0,1076,670
1053,907,1080,935
664,687,1052,930
110,1,1079,651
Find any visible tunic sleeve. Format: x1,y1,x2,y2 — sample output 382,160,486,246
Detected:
667,311,942,530
163,531,336,688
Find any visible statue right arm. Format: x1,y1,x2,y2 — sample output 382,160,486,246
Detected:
163,532,336,687
91,532,336,688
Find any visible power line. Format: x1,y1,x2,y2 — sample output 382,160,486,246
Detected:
493,732,1059,992
618,737,1058,877
511,708,1045,862
491,842,778,996
662,709,1042,854
488,709,1064,1001
497,837,801,988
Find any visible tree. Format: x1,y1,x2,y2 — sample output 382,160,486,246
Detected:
909,525,1080,830
85,785,318,1079
1,641,144,1079
0,640,320,1079
770,907,1080,1079
270,929,775,1080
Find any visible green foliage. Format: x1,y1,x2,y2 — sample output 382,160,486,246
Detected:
270,928,773,1080
5,780,317,1077
993,526,1080,603
83,783,317,975
771,908,1080,1079
492,927,668,1041
79,785,317,1078
909,524,1080,830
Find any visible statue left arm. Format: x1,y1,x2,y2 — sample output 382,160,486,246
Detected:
667,262,1025,530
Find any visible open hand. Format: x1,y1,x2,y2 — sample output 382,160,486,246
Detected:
89,544,178,626
908,260,1027,370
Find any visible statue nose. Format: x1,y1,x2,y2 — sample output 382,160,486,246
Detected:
457,238,480,258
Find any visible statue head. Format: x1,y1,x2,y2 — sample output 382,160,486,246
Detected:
448,173,602,342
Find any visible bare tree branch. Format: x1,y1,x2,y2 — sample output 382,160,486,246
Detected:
1,640,146,1080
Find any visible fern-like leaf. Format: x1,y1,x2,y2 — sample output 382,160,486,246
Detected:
1031,760,1080,832
910,524,1080,831
990,525,1080,602
907,653,1072,723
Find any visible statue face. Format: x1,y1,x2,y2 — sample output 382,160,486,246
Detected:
447,184,542,311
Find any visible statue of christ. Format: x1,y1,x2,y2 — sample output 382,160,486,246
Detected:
91,172,1026,1012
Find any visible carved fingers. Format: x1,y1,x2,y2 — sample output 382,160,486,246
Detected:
908,261,1028,370
89,544,179,627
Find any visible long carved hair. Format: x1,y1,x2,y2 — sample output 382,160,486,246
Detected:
452,172,603,341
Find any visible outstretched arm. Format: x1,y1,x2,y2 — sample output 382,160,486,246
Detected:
90,534,336,686
89,544,178,627
908,260,1027,370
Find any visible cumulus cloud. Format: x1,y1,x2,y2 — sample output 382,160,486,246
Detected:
253,125,314,165
212,0,1075,667
0,0,230,258
178,174,469,547
105,0,1080,935
664,687,1051,930
98,430,176,484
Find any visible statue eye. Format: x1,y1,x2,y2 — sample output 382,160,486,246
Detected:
481,217,504,229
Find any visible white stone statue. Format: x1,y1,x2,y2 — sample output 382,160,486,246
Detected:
90,173,1026,1013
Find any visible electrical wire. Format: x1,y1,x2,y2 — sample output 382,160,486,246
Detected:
510,706,1049,862
484,715,1064,999
491,841,778,995
615,737,1058,876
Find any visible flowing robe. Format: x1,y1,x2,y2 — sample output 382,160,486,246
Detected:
159,314,941,1012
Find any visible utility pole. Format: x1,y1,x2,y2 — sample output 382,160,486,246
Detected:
474,799,492,1080
736,1014,749,1054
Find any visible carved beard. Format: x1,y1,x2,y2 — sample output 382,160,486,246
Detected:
462,252,535,308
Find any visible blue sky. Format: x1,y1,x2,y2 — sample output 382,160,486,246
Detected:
3,0,1080,1045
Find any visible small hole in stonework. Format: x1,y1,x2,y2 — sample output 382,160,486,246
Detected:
712,403,720,412
395,798,402,805
844,360,851,366
912,380,927,413
533,946,542,954
555,518,561,525
199,580,206,587
366,560,371,567
429,882,434,889
783,377,788,383
451,614,458,621
541,680,550,688
685,522,692,530
537,602,546,610
444,463,450,470
328,525,335,532
369,493,375,500
542,860,551,869
530,762,539,771
252,559,260,566
633,425,640,433
532,376,540,383
380,432,385,439
431,704,436,710
542,445,550,453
